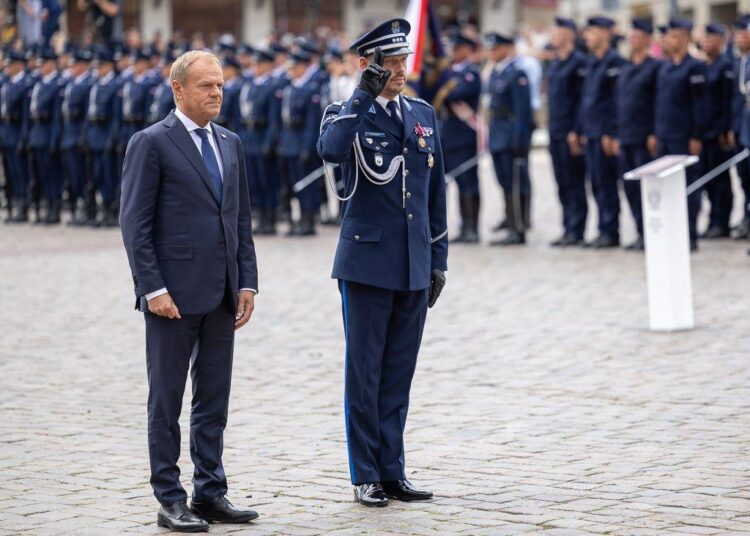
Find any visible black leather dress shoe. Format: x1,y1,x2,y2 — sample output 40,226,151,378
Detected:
551,233,583,247
353,483,389,507
585,234,619,249
190,495,259,524
490,231,525,246
157,499,209,533
624,236,645,251
702,226,730,239
381,480,434,502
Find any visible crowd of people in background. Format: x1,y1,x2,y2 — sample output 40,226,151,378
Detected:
1,9,750,256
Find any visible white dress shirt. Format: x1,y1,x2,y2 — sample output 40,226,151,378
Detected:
145,108,256,301
376,94,403,122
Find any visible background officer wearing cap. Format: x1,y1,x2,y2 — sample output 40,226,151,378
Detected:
238,48,278,235
215,56,242,131
655,19,708,251
733,15,750,240
147,52,176,126
86,47,121,227
1,50,32,223
61,49,94,225
433,32,481,244
120,50,157,167
28,48,63,224
484,32,533,246
700,23,735,239
613,19,660,251
546,17,588,247
317,17,447,508
577,16,625,249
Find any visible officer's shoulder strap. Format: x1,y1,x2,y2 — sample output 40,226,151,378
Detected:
323,100,344,115
403,95,433,109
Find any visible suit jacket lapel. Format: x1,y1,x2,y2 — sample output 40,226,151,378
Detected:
164,111,221,206
213,124,232,205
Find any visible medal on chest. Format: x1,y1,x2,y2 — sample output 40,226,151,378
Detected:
427,153,434,168
418,137,426,148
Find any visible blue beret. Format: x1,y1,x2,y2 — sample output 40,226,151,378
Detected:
254,48,275,63
483,32,514,47
350,18,413,57
705,23,725,36
587,16,615,29
632,19,653,34
223,56,241,70
288,50,312,64
451,33,479,48
555,17,577,31
5,49,26,63
668,18,693,32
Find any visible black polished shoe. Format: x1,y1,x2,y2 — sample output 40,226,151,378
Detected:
190,495,259,524
701,226,730,239
157,499,209,533
585,234,620,249
353,483,389,507
490,230,525,246
624,236,645,251
732,218,750,239
381,479,434,502
550,233,583,247
492,219,508,232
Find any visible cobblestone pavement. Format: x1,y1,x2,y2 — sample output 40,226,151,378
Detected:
1,150,750,535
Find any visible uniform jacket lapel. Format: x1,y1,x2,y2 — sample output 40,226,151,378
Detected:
164,111,221,206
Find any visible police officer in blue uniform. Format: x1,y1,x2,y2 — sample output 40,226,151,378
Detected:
317,18,447,507
120,49,156,154
0,55,9,222
613,19,661,251
215,56,242,132
29,48,63,224
700,23,735,239
577,16,625,248
86,47,121,227
1,50,32,223
238,47,277,234
61,49,94,225
546,17,588,246
484,32,533,246
733,15,750,241
146,51,175,126
434,33,481,243
279,50,322,236
655,18,708,251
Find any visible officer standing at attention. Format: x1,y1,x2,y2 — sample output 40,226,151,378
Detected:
1,50,32,223
613,19,660,251
147,51,176,126
317,18,447,507
86,47,121,227
546,17,588,247
61,49,94,225
433,33,481,244
28,48,63,224
484,32,533,246
279,50,321,236
655,18,707,251
577,16,624,248
733,15,750,241
215,56,242,132
238,48,278,235
700,23,735,239
120,49,155,165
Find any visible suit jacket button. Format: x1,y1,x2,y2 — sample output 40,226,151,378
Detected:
408,214,413,220
354,235,360,241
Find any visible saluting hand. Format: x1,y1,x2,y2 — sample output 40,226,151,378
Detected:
358,47,391,99
235,290,255,330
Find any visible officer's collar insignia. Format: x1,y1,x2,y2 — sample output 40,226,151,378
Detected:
368,104,377,114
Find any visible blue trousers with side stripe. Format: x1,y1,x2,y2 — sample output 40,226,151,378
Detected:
339,279,428,485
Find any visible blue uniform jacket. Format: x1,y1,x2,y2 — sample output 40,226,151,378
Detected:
278,78,321,158
434,62,481,151
577,48,624,139
487,61,533,153
317,89,448,291
216,77,241,131
545,49,587,140
655,55,708,142
616,57,660,145
61,72,94,150
704,55,734,140
0,72,32,150
147,80,174,125
86,72,122,151
29,72,63,149
238,75,275,155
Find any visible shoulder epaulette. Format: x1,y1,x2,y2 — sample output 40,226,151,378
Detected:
403,95,432,108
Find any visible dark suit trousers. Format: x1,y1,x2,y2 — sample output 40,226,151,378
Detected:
549,138,587,238
339,280,428,485
585,138,620,237
145,296,235,506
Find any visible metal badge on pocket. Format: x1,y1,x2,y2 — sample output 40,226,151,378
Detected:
375,154,384,167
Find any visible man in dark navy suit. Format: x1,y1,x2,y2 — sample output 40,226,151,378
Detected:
318,18,448,508
120,50,259,533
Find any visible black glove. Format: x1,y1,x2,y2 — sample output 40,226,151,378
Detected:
357,47,391,99
428,269,446,308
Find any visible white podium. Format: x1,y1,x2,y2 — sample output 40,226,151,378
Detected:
624,155,699,331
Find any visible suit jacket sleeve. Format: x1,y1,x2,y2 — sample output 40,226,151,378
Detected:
119,130,165,297
235,135,259,291
429,107,448,271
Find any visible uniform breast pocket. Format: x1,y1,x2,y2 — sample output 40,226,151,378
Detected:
341,218,383,243
359,133,399,170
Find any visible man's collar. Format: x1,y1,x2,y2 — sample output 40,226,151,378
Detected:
375,94,400,112
175,107,212,131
